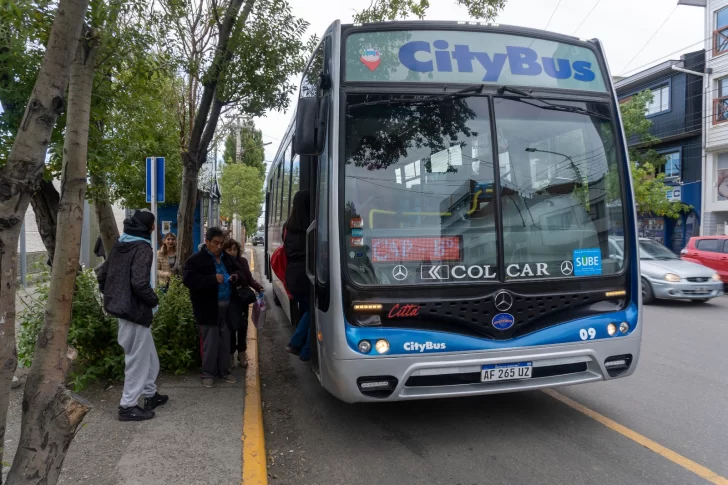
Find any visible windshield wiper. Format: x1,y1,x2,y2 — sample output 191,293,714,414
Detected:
347,84,485,110
497,85,611,120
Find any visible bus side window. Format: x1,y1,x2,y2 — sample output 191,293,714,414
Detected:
276,162,284,222
301,43,324,99
281,144,293,222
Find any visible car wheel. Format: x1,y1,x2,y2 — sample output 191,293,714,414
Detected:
692,299,709,303
641,278,655,305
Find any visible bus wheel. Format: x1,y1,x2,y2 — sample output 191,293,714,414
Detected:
641,278,655,305
273,293,281,306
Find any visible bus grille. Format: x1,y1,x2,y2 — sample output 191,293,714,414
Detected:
380,289,624,340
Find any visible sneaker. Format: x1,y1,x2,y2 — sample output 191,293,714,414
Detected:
202,378,214,388
221,374,238,384
118,405,154,422
143,392,169,411
238,353,248,368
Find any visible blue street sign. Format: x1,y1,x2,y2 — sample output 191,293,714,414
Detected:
146,157,165,203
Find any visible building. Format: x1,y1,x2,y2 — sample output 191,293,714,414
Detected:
615,50,705,252
703,0,728,236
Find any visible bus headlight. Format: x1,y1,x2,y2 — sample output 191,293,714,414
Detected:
375,339,390,354
607,323,617,336
358,340,372,353
712,273,722,281
619,322,630,334
664,273,681,282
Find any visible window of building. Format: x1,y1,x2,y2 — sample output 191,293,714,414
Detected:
717,153,728,201
661,151,681,180
645,85,669,116
715,7,728,55
715,78,728,124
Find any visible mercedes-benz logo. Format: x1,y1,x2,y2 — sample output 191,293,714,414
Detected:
392,265,408,281
494,291,513,312
561,260,573,276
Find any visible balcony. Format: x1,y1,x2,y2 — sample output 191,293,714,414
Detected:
714,27,728,56
713,96,728,125
624,109,702,147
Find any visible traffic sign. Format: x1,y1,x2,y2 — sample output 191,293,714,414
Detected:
146,157,165,203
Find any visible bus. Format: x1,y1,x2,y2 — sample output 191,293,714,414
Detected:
265,20,640,403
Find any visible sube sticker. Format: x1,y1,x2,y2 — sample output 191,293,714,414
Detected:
573,248,602,277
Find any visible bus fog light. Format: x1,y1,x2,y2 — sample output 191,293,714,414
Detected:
375,339,390,354
619,322,629,334
358,340,372,353
607,323,617,336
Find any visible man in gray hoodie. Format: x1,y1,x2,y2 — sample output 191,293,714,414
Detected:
98,210,168,421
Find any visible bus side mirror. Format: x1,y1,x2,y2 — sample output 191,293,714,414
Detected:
293,96,329,156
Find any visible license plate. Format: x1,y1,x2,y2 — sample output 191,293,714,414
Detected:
481,361,533,382
695,287,709,292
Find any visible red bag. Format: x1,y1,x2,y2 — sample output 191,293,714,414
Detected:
271,245,288,283
270,228,289,289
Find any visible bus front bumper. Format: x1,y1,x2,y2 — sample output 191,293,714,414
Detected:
319,336,640,403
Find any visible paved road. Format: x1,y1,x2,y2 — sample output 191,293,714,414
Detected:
255,248,728,485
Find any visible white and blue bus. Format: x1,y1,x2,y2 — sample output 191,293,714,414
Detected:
265,20,640,403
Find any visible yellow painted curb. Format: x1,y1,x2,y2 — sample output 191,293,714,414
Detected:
544,389,728,485
242,248,268,485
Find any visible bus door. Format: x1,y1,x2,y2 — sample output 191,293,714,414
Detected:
302,32,333,375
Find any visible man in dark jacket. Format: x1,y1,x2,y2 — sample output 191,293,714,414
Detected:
98,210,168,421
183,227,243,387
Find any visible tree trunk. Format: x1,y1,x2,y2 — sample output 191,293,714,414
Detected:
30,179,61,265
90,173,119,256
176,0,255,264
176,161,199,263
6,25,96,485
0,1,89,482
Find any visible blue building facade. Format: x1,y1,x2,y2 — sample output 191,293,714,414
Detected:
615,50,705,253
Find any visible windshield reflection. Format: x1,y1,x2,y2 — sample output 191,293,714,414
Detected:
639,240,679,260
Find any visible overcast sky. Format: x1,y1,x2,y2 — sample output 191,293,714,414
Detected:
253,0,706,169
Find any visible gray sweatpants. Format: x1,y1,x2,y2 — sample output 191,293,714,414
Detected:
200,300,231,379
118,319,159,408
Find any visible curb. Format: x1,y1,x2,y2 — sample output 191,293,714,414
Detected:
242,248,268,485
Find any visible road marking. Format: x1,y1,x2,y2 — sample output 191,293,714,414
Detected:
242,248,268,485
543,389,728,485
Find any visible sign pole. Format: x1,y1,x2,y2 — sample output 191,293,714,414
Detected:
19,220,27,288
151,156,158,289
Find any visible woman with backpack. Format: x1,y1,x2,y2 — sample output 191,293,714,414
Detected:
283,190,312,361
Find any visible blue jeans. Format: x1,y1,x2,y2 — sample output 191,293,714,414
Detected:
288,293,310,360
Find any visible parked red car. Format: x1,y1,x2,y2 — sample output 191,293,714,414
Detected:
681,236,728,284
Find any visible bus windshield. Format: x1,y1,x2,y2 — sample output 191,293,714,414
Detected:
342,94,626,286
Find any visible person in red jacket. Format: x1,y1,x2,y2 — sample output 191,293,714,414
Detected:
223,239,263,367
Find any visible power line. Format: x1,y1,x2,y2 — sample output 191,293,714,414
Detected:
619,6,679,75
572,0,601,36
544,0,563,31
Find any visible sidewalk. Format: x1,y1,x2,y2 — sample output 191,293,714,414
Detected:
4,369,245,484
5,279,249,484
3,250,264,484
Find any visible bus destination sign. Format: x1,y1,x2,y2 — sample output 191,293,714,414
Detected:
371,236,461,263
345,30,607,92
